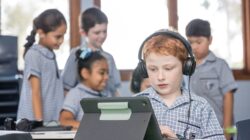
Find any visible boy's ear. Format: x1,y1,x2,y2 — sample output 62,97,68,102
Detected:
81,68,90,80
208,36,213,45
79,29,87,36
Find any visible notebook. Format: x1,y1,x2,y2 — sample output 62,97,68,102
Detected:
74,96,164,140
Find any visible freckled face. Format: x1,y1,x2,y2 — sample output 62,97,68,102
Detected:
146,53,183,96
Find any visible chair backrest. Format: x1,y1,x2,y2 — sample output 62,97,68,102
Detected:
0,35,18,76
236,119,250,140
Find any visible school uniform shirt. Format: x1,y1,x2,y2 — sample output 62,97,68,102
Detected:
17,44,64,122
183,51,238,126
136,87,225,139
61,46,121,97
62,83,103,121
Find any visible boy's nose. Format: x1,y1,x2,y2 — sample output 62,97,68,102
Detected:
191,43,199,50
157,70,165,81
104,73,109,80
100,32,107,39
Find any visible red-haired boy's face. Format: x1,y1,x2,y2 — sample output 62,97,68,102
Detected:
145,52,183,97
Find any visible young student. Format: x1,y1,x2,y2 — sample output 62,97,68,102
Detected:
185,18,238,139
136,29,225,139
62,7,121,97
59,47,109,129
17,9,67,122
130,65,150,94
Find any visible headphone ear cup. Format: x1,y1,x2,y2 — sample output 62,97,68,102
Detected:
183,57,196,76
16,118,33,131
4,117,16,130
137,60,148,78
131,80,140,93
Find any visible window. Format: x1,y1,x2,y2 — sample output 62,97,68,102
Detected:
1,0,70,70
100,0,250,80
176,0,250,80
178,0,243,69
101,0,168,69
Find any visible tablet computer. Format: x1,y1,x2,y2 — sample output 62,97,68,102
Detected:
236,119,250,140
74,96,163,140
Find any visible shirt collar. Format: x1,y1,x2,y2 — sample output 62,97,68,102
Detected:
32,44,55,59
76,83,103,97
139,87,191,109
204,51,216,62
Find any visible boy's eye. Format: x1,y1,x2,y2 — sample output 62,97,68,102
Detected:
165,67,173,71
94,31,101,35
197,41,202,44
99,71,105,75
148,67,157,72
99,70,108,75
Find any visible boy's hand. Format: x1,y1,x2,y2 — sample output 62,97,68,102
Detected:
160,125,177,139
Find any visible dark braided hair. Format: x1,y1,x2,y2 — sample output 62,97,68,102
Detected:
23,9,67,57
75,48,107,80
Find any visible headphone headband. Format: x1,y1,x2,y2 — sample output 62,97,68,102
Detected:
138,30,195,61
137,29,196,77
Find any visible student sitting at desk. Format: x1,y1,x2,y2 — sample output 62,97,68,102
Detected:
135,29,225,139
59,47,109,129
130,65,151,94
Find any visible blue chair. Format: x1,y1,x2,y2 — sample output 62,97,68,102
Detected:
0,35,19,126
0,35,18,76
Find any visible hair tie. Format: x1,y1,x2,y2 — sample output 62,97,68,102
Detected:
26,35,35,43
79,47,92,60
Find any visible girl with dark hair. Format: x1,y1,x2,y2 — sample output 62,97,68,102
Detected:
17,9,67,122
60,47,109,129
62,7,121,97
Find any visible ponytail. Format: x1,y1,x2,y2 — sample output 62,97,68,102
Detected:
23,28,36,57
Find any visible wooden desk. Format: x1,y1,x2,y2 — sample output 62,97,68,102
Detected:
31,131,76,140
0,130,32,140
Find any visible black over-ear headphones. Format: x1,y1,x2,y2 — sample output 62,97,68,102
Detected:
137,29,196,78
4,118,43,131
130,65,143,93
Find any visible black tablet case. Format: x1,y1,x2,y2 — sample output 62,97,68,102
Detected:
74,96,163,140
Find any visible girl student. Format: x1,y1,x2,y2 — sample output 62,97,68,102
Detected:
62,7,121,97
60,47,109,129
17,9,67,122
